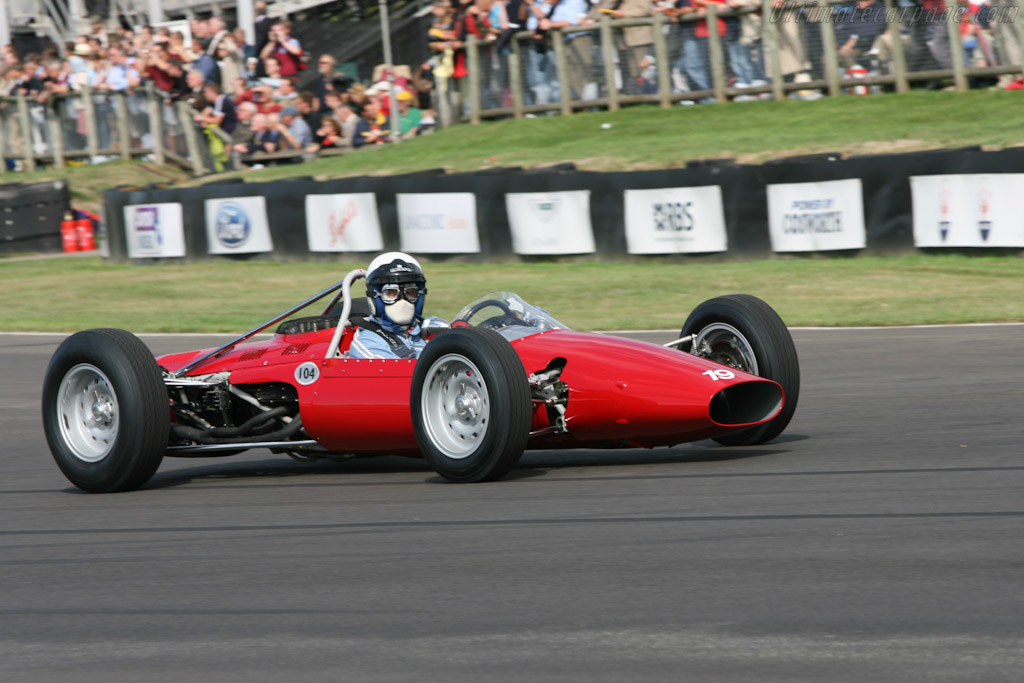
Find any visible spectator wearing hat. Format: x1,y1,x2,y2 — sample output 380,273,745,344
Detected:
277,104,313,150
395,90,422,140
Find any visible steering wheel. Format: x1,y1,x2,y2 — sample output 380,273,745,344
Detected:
458,299,523,330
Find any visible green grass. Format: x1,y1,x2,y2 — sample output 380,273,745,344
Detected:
2,255,1021,332
6,90,1024,202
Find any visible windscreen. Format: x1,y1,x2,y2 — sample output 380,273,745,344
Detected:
452,292,570,342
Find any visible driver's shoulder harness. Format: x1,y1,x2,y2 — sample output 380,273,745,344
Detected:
353,319,418,359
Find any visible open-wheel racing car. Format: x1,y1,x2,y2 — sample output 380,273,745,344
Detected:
42,269,800,492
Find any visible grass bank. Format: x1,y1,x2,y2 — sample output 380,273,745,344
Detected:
5,90,1024,211
2,255,1021,333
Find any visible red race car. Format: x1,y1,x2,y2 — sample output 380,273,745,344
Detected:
42,270,799,492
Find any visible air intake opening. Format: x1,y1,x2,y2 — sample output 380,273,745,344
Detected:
709,381,783,427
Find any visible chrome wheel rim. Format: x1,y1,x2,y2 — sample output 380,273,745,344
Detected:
57,363,119,463
692,323,759,375
421,354,489,460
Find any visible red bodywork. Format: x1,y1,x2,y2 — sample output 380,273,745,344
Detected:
157,325,783,456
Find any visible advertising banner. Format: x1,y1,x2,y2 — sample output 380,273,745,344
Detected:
397,193,480,254
910,174,1024,247
305,193,384,253
623,186,727,254
204,196,273,255
123,202,185,258
767,179,866,252
505,191,595,255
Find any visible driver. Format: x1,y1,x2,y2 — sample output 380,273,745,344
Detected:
348,252,429,360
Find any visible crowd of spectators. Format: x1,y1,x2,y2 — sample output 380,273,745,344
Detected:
0,3,436,171
1,0,1020,171
424,0,1024,110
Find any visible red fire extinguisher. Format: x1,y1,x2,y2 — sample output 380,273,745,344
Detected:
847,64,868,96
75,215,96,251
60,212,79,253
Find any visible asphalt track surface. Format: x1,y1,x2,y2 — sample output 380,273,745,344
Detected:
1,326,1022,682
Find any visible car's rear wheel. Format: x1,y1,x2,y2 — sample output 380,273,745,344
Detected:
42,329,169,493
681,295,800,446
411,327,532,482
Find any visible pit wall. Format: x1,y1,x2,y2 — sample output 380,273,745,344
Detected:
101,147,1024,263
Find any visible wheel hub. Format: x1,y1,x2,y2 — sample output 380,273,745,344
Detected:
57,364,120,463
421,355,490,460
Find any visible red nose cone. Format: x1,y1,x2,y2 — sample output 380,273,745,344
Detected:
514,331,782,446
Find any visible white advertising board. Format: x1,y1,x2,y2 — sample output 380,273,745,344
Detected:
767,179,866,252
397,193,480,254
910,174,1024,247
505,191,595,255
123,202,185,258
305,193,384,252
204,196,273,255
623,186,727,254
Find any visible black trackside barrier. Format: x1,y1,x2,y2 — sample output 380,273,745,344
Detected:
102,147,1024,263
1,181,71,254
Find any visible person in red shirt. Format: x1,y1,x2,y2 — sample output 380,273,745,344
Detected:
258,20,305,77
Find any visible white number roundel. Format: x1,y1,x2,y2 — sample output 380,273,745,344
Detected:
294,362,320,385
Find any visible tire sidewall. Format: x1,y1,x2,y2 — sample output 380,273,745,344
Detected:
681,295,800,445
411,328,529,482
42,330,168,492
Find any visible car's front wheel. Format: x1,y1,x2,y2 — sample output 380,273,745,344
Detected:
42,329,169,493
681,295,800,446
411,327,532,482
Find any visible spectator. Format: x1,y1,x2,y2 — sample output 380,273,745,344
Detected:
253,84,282,113
103,44,140,92
296,91,322,132
723,0,766,88
168,32,190,62
523,0,559,104
278,104,313,150
197,82,238,134
231,100,258,148
234,112,281,155
352,99,390,147
275,78,300,107
190,41,221,85
253,1,275,68
312,54,352,112
207,16,230,55
183,69,208,111
834,0,889,68
233,77,256,104
306,116,346,153
260,56,285,89
334,104,360,145
395,90,422,140
216,36,246,93
593,0,654,95
259,19,305,78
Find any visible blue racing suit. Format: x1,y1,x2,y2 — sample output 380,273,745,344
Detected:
348,318,427,359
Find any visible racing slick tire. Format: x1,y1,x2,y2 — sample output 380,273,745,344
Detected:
681,295,800,446
411,327,532,483
42,329,169,493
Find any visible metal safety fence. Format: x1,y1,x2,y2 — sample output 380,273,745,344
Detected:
0,83,211,175
462,0,1024,121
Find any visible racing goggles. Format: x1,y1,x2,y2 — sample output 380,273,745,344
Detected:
378,283,424,304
